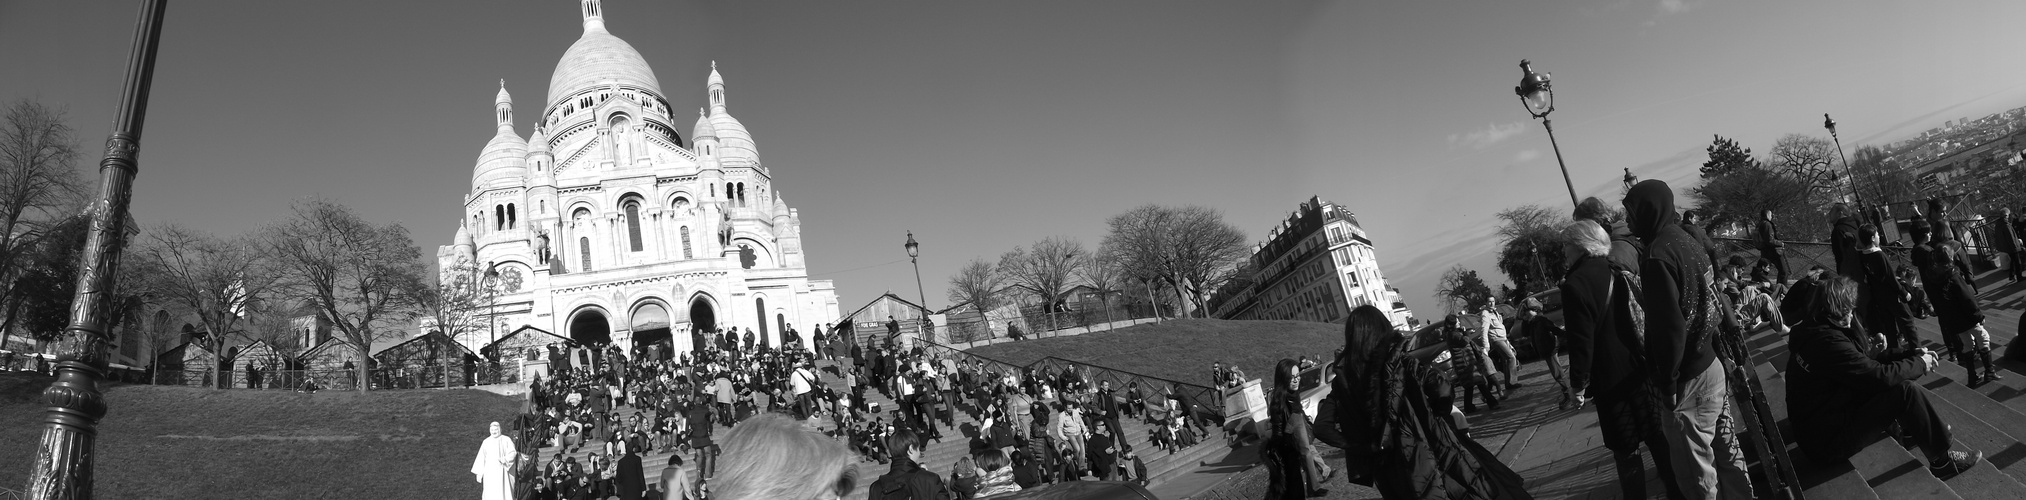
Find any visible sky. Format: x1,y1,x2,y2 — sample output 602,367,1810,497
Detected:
4,0,2026,322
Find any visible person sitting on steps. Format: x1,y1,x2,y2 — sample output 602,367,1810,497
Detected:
1785,274,1982,478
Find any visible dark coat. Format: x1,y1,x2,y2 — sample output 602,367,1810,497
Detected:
869,458,947,500
1086,433,1117,478
1785,317,1926,461
1756,219,1783,249
615,453,646,500
1562,254,1643,400
1914,238,1984,334
1625,180,1719,399
1855,250,1907,317
1832,215,1863,281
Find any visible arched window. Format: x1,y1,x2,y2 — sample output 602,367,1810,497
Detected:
579,237,593,272
737,183,746,207
623,201,643,252
680,226,693,259
725,183,733,202
507,203,517,230
755,297,768,339
494,205,505,231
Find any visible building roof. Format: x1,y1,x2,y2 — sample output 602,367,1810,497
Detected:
481,325,571,354
371,330,475,359
842,292,929,321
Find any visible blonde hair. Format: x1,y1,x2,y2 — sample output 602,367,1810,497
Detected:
711,414,859,500
1563,219,1611,257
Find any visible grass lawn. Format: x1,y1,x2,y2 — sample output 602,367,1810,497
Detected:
0,372,524,499
968,318,1344,387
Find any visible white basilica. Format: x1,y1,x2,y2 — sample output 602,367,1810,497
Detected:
439,0,838,356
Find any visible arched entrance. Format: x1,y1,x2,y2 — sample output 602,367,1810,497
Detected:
689,296,717,353
568,308,612,346
630,302,671,356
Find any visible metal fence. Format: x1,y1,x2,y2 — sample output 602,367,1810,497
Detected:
912,337,1226,422
151,364,521,391
1028,356,1225,421
941,305,1163,344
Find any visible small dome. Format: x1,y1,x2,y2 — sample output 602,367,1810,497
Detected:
528,127,550,153
472,129,529,190
692,109,717,140
454,225,474,248
495,81,512,105
711,112,755,161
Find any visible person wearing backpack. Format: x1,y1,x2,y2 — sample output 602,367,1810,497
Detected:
1912,219,2000,385
1625,180,1751,499
1561,219,1684,500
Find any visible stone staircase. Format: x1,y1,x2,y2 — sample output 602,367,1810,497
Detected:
1755,272,2026,500
532,358,1233,498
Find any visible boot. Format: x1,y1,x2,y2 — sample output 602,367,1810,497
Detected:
1981,349,2004,384
1961,354,1984,387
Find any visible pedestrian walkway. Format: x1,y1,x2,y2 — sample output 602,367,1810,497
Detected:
1500,269,2026,499
1186,269,2026,500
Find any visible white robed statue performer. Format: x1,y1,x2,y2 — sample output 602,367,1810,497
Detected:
473,421,517,500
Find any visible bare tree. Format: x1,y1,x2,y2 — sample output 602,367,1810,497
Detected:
945,257,1002,317
411,257,486,363
998,236,1085,330
0,99,85,342
1076,244,1127,324
131,224,279,388
1102,204,1249,318
265,198,426,392
1768,134,1845,203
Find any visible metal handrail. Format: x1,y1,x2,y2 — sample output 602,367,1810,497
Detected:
911,338,1226,421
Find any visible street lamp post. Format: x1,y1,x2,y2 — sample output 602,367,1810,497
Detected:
1825,114,1862,209
483,262,502,346
904,231,926,341
27,1,166,497
1514,60,1581,209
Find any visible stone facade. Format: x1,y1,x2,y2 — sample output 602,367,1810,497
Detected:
439,0,839,357
1210,196,1413,328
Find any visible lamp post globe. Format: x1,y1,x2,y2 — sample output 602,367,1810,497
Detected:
1513,59,1580,208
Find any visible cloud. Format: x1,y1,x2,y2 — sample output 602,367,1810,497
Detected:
1447,122,1527,150
1644,0,1707,26
1514,149,1542,163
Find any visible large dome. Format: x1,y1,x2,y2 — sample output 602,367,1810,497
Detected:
546,25,662,110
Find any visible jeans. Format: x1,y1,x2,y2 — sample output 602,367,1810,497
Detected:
1664,362,1752,500
1487,334,1518,387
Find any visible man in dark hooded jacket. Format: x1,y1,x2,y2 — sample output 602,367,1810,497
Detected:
1623,179,1751,499
1831,203,1863,282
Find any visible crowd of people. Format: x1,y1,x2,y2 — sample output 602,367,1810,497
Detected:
476,317,1227,499
1257,182,2015,500
473,185,2020,499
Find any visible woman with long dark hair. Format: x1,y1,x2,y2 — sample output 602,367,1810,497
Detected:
1264,358,1324,498
1329,305,1531,499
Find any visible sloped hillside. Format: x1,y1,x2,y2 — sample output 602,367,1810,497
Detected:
0,373,523,499
969,318,1344,385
